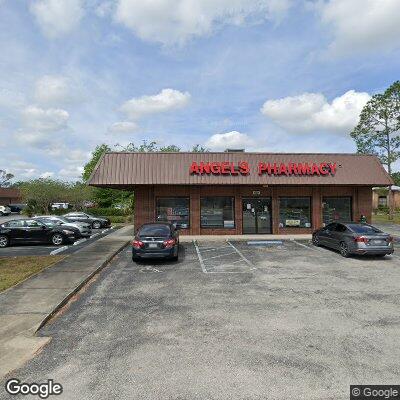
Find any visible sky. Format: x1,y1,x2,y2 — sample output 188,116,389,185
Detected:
0,0,400,181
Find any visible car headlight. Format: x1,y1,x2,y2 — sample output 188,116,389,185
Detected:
62,229,75,235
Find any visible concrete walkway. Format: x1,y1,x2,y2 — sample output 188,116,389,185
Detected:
0,225,134,380
180,234,312,242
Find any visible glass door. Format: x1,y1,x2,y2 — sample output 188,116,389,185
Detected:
242,198,272,234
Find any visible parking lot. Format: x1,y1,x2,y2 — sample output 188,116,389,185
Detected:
0,214,116,256
3,238,399,400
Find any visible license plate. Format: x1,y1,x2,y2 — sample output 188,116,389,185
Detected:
148,243,158,248
372,240,384,245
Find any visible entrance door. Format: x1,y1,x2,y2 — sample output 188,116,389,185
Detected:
242,198,272,234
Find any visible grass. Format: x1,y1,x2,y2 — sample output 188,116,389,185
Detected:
372,213,400,224
0,255,65,292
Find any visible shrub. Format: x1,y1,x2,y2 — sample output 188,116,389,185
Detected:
86,207,130,216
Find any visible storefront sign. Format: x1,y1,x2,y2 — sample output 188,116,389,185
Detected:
189,161,337,176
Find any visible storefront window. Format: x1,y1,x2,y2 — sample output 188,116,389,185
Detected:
156,197,190,228
378,196,388,207
279,197,311,228
322,197,352,225
201,197,235,228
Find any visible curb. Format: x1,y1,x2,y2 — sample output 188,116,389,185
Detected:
34,239,130,333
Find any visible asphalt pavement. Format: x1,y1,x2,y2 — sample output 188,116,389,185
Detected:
2,239,399,400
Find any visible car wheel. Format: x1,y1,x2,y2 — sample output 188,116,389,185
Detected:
312,234,320,246
0,235,9,248
92,221,101,229
51,233,64,246
339,241,350,258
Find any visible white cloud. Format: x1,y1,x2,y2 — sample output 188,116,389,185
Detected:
95,1,115,17
114,0,291,45
22,105,69,132
317,0,400,54
205,131,255,151
58,166,84,179
120,88,190,120
0,88,25,109
40,171,55,178
34,75,82,106
30,0,84,38
261,90,370,134
109,121,138,133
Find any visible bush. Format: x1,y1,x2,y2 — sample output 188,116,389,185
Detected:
108,216,128,223
86,207,130,216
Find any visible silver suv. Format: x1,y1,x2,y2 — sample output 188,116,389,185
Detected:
34,216,92,238
0,205,11,216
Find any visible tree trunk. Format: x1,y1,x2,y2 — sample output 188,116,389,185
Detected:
385,123,394,221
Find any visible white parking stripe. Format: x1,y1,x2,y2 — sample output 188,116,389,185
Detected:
90,233,100,239
193,240,207,273
202,252,236,261
50,246,68,255
226,241,256,269
101,228,109,234
291,239,321,252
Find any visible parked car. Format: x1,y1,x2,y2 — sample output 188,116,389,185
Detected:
51,202,70,210
63,212,111,229
0,205,11,216
132,222,179,261
0,218,80,247
8,204,25,213
312,222,394,257
33,216,92,238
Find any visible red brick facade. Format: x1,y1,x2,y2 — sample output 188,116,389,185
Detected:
134,185,373,235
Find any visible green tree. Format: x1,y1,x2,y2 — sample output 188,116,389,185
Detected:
350,81,400,175
191,144,210,152
391,172,400,186
351,81,400,219
19,179,71,214
159,145,181,152
82,144,111,182
0,169,14,187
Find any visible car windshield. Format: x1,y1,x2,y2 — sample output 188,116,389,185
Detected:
347,224,382,234
138,224,170,237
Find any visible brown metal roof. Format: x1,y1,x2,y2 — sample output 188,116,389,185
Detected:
88,152,393,187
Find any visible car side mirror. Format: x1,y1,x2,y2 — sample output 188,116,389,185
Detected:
42,225,47,230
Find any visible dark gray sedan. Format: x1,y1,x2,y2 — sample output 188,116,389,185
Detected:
312,222,394,257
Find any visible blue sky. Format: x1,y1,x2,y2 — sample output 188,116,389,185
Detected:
1,0,400,181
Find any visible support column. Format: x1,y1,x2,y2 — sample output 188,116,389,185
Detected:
190,186,200,235
312,186,322,229
272,187,279,234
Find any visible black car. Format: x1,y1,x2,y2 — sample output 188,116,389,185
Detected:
0,218,80,248
312,222,394,257
132,222,179,261
63,212,111,229
9,204,23,213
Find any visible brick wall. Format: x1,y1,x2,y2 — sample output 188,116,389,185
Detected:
133,185,373,235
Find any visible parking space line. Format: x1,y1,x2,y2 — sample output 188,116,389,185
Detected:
90,233,100,239
101,228,109,234
202,251,236,261
50,246,69,255
193,240,207,273
291,239,321,252
199,246,231,253
226,241,256,269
